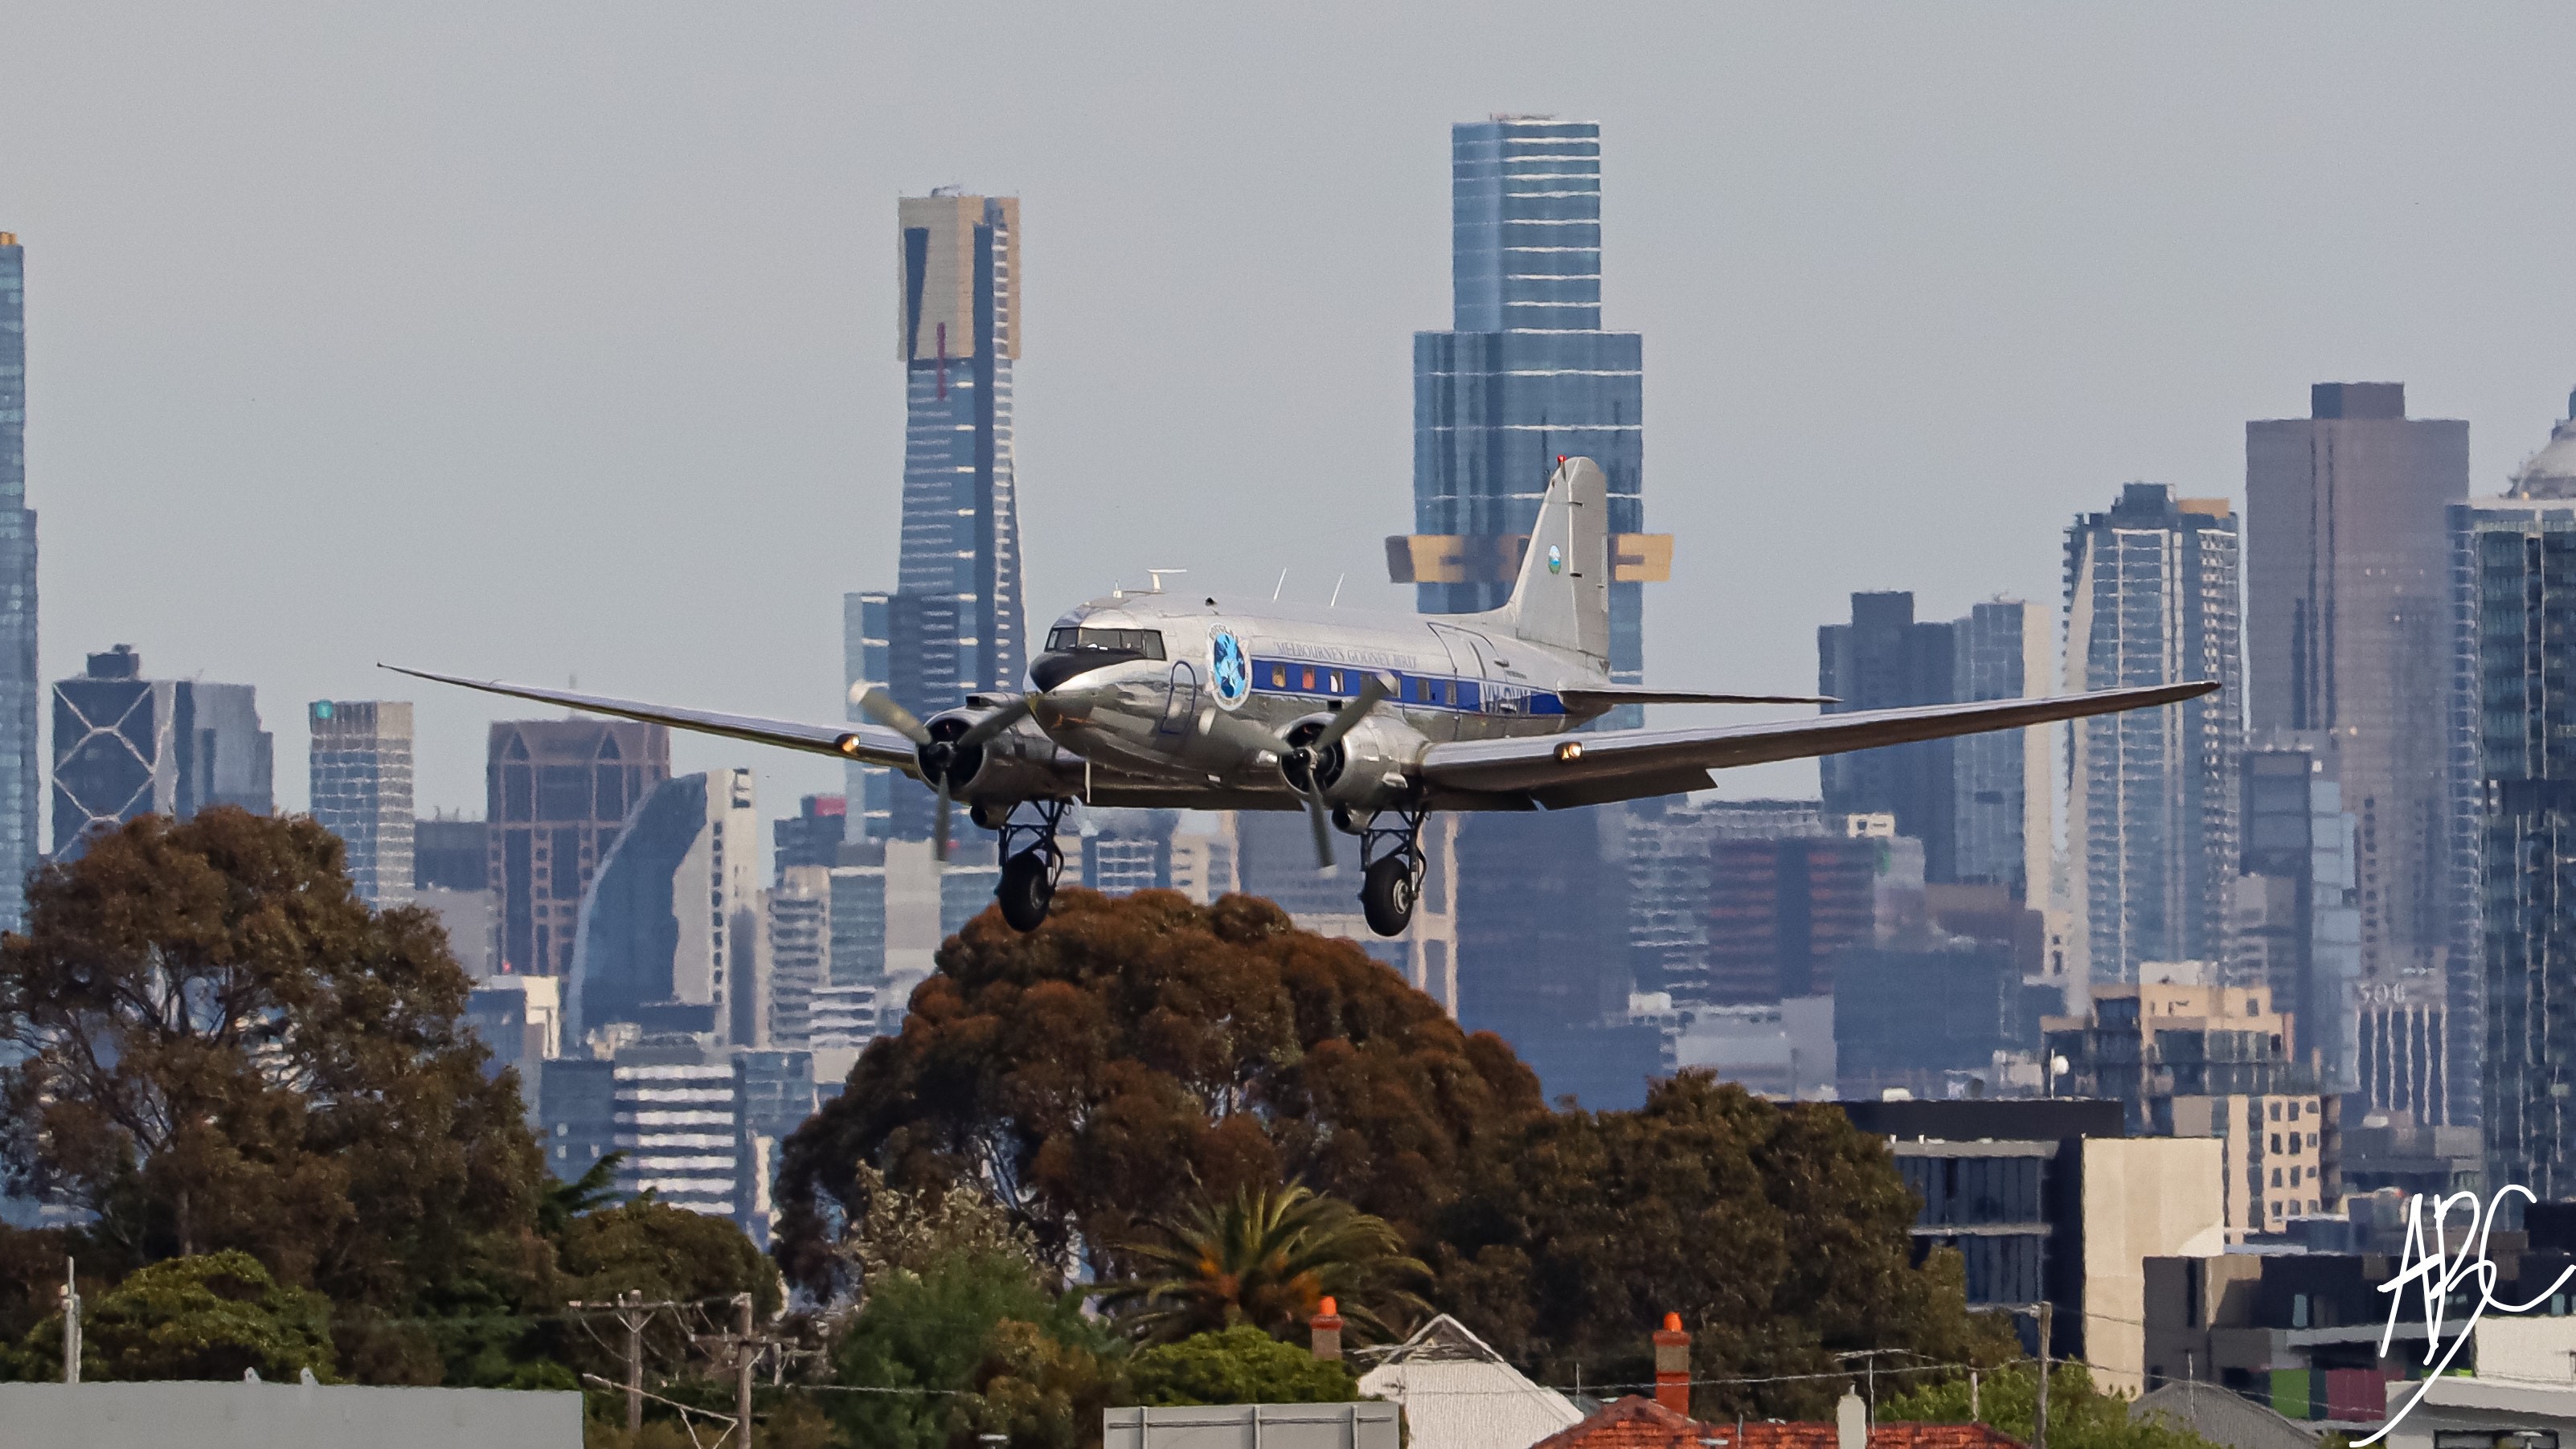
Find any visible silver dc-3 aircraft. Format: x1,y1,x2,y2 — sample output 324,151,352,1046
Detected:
390,458,2214,938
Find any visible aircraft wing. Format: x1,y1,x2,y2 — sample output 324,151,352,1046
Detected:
380,665,923,774
1420,680,2218,810
1558,686,1836,709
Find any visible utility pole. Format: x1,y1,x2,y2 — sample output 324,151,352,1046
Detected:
567,1293,672,1437
60,1258,79,1385
735,1293,756,1449
2033,1301,2052,1449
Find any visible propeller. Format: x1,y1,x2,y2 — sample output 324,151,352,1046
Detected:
857,688,1034,861
1281,673,1393,874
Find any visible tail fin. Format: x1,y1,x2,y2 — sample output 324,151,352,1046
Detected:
1485,456,1611,665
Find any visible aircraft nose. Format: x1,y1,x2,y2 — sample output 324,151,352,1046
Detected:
1031,649,1141,691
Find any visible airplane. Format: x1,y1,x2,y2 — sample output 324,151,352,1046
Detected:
388,457,2215,939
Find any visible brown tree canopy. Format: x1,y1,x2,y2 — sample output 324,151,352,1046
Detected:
772,888,1546,1296
1431,1071,2013,1418
0,809,546,1312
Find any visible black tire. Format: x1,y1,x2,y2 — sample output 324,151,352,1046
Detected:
997,849,1055,931
1360,855,1417,937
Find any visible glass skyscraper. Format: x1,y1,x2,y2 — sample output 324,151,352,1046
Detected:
0,235,37,925
308,700,414,908
847,193,1027,841
1392,119,1663,726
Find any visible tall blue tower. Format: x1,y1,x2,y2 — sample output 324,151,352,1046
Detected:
1390,119,1662,726
0,235,39,923
846,193,1026,842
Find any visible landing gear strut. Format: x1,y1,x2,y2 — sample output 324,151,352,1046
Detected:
995,798,1074,931
1357,805,1431,937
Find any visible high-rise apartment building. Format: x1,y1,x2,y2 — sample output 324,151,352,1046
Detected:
2459,419,2576,1192
847,192,1028,843
2061,485,2241,984
51,645,271,856
2246,384,2470,1119
567,769,761,1050
764,865,829,1049
0,235,38,927
485,718,670,977
2231,750,2361,1095
308,700,413,907
1387,118,1669,728
772,793,844,882
1820,592,1960,880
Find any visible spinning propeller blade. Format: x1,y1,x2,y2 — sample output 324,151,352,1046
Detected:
1295,675,1394,873
856,687,932,746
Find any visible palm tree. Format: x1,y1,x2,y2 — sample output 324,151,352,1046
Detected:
1100,1183,1431,1345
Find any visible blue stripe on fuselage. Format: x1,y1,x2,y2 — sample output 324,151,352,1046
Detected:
1245,655,1562,716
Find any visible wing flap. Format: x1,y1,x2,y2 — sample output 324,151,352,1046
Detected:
1558,686,1837,709
1421,681,2217,804
381,665,922,774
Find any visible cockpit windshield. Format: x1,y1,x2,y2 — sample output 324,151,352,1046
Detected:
1043,626,1165,660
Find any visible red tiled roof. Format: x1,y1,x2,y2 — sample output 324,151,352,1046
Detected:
1532,1396,2029,1449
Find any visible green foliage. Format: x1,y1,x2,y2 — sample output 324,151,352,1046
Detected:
560,1197,784,1318
1103,1183,1428,1344
29,1250,335,1382
838,1161,1042,1294
773,888,1546,1294
1431,1070,2016,1420
0,809,547,1313
1878,1361,2224,1449
833,1249,1122,1449
1126,1324,1358,1406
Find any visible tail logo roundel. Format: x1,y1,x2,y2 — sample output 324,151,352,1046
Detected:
1546,544,1563,575
1210,629,1250,709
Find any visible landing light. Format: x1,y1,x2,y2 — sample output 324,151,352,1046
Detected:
1555,740,1584,763
835,734,863,755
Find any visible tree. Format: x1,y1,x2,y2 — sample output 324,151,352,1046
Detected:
559,1196,784,1317
1431,1071,2013,1419
773,888,1546,1296
1126,1325,1358,1406
26,1250,335,1382
1878,1361,2225,1449
831,1248,1120,1449
837,1162,1041,1296
0,810,547,1317
1102,1183,1428,1344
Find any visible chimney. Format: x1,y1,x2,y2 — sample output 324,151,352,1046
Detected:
1652,1312,1690,1414
1837,1389,1866,1449
1310,1296,1343,1361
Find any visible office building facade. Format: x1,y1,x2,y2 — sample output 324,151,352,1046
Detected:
567,769,761,1050
0,235,36,927
51,645,272,855
1954,599,2054,899
1820,592,1961,879
308,700,413,907
2062,485,2242,984
485,718,670,977
2232,750,2363,1095
2248,383,2472,1126
765,865,829,1049
1387,119,1669,728
846,192,1029,843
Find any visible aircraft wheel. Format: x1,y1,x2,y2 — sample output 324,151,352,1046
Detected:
1360,855,1416,938
997,849,1055,931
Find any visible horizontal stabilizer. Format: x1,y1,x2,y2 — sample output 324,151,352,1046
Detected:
379,665,922,774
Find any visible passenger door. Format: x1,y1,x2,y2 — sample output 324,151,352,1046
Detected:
1160,661,1199,735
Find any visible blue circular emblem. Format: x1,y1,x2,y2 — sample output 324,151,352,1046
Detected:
1210,630,1249,709
1546,544,1563,575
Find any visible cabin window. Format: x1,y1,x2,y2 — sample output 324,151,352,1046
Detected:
1300,667,1316,690
1270,665,1287,688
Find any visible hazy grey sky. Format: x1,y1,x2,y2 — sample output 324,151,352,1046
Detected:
7,3,2576,821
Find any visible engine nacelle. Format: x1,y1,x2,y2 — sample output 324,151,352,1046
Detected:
924,705,1083,806
1285,713,1427,813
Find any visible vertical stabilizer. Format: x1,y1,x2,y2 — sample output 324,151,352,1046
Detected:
1485,456,1612,665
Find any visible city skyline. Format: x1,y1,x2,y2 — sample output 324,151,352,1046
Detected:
16,10,2576,821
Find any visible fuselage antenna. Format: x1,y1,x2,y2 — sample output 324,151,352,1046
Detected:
1145,568,1186,594
1273,569,1288,602
1330,572,1345,608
